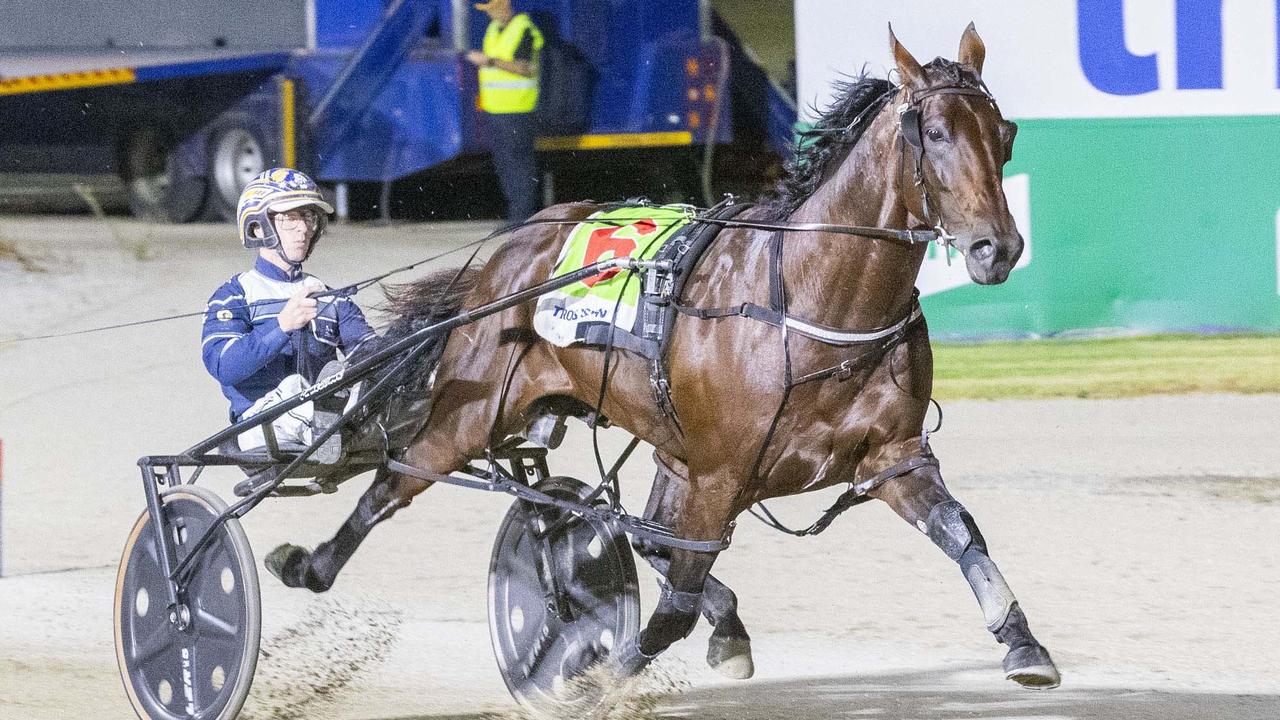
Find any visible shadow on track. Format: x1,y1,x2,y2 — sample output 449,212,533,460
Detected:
386,666,1280,720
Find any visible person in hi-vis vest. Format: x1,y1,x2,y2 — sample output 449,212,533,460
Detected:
466,0,544,223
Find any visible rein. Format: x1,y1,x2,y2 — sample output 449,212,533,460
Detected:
1,204,953,346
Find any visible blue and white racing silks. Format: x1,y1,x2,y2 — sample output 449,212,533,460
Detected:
202,256,376,420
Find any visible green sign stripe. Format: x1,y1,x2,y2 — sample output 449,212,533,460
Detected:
925,114,1280,337
799,115,1280,337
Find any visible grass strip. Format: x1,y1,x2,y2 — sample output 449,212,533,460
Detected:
932,334,1280,400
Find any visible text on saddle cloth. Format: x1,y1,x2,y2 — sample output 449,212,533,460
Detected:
533,204,695,349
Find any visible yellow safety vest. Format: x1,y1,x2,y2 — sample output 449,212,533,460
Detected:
479,13,544,114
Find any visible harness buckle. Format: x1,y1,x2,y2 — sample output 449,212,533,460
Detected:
649,358,678,419
834,359,856,381
933,225,958,267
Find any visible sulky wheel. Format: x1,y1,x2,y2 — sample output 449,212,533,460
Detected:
115,485,261,720
488,476,640,716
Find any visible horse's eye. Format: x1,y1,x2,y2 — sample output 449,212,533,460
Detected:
925,127,945,142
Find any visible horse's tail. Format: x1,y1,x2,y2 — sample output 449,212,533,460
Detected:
381,266,483,335
351,265,483,377
337,266,481,448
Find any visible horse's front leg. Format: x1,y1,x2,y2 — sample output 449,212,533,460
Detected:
870,447,1061,689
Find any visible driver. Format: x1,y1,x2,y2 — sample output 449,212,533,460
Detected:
201,168,375,450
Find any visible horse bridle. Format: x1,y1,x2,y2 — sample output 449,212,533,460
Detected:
788,78,1005,251
895,80,1003,252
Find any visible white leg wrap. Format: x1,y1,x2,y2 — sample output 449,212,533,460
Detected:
965,554,1016,632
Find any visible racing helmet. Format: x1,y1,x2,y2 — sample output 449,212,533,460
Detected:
236,168,335,254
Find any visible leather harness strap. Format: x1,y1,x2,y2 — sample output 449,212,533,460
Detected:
673,295,923,347
749,449,940,538
645,198,755,428
672,230,924,348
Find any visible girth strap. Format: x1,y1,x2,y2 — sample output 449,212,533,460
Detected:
647,199,755,427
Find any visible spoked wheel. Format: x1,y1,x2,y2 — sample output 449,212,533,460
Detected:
115,485,261,720
489,476,640,716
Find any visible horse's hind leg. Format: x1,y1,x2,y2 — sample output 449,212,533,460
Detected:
615,465,739,677
630,543,752,678
615,545,719,677
631,452,754,679
265,411,477,592
265,466,438,592
870,447,1061,689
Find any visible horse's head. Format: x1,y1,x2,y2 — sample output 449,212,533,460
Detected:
890,23,1021,285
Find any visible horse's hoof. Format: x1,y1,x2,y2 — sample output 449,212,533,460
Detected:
1003,643,1061,689
264,543,311,589
612,637,656,678
707,636,754,679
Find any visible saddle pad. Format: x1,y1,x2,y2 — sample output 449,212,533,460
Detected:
534,204,693,347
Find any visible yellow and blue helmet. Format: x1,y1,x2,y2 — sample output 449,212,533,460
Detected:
236,168,335,252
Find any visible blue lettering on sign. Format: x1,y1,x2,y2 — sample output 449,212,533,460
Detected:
1078,0,1226,95
1176,0,1222,89
1078,0,1158,95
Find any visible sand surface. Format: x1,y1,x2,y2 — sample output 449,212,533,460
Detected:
1,216,1278,719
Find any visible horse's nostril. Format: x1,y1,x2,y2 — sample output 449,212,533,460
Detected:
969,238,996,262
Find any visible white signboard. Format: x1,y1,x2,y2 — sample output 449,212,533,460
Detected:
796,0,1280,120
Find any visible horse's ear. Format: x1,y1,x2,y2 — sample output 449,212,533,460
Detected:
958,21,986,76
888,23,926,88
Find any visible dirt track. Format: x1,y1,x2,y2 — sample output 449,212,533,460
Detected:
2,216,1278,719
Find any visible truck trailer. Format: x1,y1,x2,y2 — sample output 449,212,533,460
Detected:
0,0,795,220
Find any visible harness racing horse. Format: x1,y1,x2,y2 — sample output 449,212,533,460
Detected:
267,24,1060,690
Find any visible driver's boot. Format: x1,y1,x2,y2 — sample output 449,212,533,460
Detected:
310,360,347,464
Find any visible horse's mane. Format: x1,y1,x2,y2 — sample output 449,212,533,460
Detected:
766,73,895,219
765,58,981,220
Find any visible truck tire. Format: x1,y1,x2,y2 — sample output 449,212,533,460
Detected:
122,126,207,223
205,112,276,221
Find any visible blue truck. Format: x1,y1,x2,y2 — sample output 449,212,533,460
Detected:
0,0,794,221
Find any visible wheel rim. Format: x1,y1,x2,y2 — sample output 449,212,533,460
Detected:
212,128,264,209
116,487,260,720
489,478,639,715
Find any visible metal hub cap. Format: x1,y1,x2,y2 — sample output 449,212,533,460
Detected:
213,128,264,208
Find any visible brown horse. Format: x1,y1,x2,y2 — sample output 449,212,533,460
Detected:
268,24,1060,690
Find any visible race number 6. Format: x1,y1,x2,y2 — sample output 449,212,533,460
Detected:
581,219,657,288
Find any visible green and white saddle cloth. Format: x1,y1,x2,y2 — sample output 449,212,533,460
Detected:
534,204,695,348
